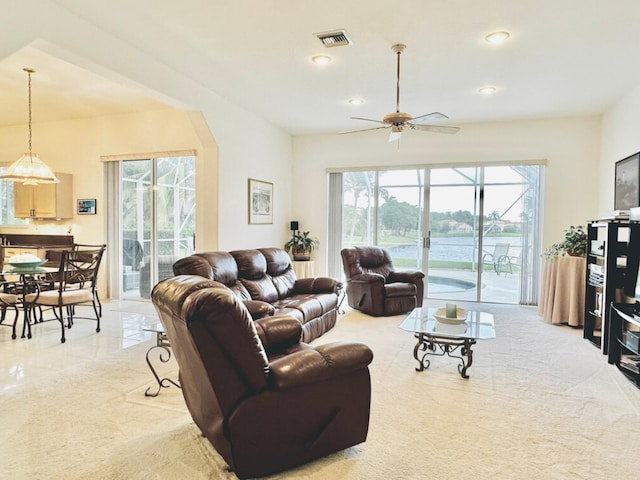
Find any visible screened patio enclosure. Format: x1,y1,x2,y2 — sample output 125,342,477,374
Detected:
331,164,543,305
107,154,196,300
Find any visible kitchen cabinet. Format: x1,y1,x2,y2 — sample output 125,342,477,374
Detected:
14,172,73,219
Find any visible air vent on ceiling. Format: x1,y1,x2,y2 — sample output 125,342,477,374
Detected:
315,30,353,48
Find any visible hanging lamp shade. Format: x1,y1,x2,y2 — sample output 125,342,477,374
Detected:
0,68,59,185
2,152,59,185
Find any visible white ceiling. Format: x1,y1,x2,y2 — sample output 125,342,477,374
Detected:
3,0,640,136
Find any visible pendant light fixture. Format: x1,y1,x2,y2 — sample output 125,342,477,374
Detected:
0,68,59,185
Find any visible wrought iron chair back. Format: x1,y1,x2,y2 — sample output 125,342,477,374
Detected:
24,244,106,343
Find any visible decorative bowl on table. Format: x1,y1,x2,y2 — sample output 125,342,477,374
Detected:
6,254,46,270
433,306,467,324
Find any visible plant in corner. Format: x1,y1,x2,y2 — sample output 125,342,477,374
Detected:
284,231,319,261
544,225,587,259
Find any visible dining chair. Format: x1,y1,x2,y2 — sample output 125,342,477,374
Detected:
0,283,20,339
72,244,107,317
24,245,105,343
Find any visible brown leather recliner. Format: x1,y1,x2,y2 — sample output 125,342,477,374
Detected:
341,246,425,316
151,275,373,479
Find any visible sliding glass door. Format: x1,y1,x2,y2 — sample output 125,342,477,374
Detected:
108,154,196,300
337,164,542,305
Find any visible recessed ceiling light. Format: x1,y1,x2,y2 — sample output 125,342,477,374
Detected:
478,86,497,95
485,31,510,44
311,55,332,65
348,98,365,105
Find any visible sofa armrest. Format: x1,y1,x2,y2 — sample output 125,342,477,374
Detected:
269,341,373,389
388,270,425,284
254,315,302,354
243,300,276,320
293,277,342,294
349,272,386,284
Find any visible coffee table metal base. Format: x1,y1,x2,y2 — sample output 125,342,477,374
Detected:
413,332,475,379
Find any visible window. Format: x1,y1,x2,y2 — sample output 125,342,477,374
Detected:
0,166,30,226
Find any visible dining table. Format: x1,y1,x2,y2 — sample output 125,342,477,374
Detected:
1,264,59,339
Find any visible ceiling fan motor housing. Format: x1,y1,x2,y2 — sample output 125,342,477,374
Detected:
383,112,413,125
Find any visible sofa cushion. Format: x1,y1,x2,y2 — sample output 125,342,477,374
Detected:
200,252,238,284
259,248,292,276
231,249,267,280
272,293,336,325
241,277,279,303
271,270,296,298
173,254,214,279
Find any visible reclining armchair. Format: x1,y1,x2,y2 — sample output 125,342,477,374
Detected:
151,275,373,479
341,246,425,316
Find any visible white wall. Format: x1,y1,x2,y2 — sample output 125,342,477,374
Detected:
0,109,207,242
293,116,602,275
600,84,640,214
1,1,296,298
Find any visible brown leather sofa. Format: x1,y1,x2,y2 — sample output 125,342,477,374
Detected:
173,247,341,342
341,245,425,316
151,275,373,479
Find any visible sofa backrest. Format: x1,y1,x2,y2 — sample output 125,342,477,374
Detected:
231,249,279,302
259,248,297,299
174,248,298,303
342,246,395,281
173,251,252,300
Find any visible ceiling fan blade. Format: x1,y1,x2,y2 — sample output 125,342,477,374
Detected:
350,116,385,124
412,124,461,135
338,125,390,135
411,112,448,124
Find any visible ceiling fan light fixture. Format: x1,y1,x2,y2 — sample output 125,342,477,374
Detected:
0,68,59,185
311,55,332,65
478,86,497,95
485,31,510,44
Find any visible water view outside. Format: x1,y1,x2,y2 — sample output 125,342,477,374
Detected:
341,165,542,305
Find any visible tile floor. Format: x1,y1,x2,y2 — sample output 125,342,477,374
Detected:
0,299,161,393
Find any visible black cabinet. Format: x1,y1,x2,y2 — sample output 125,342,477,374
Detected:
609,304,640,388
584,221,632,353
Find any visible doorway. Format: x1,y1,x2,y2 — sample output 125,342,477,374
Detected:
107,154,196,300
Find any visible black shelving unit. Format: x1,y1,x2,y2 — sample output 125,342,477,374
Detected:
609,304,640,389
584,220,632,353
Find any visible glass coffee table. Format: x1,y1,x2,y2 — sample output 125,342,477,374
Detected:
399,307,496,378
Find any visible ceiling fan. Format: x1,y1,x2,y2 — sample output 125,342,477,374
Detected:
339,43,460,142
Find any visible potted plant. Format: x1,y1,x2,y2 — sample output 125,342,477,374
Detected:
284,230,319,261
544,225,587,259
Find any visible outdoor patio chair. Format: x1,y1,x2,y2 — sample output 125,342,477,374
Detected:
482,243,511,275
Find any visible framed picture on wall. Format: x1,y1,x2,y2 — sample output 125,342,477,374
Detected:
77,198,97,215
615,152,640,210
248,178,273,224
